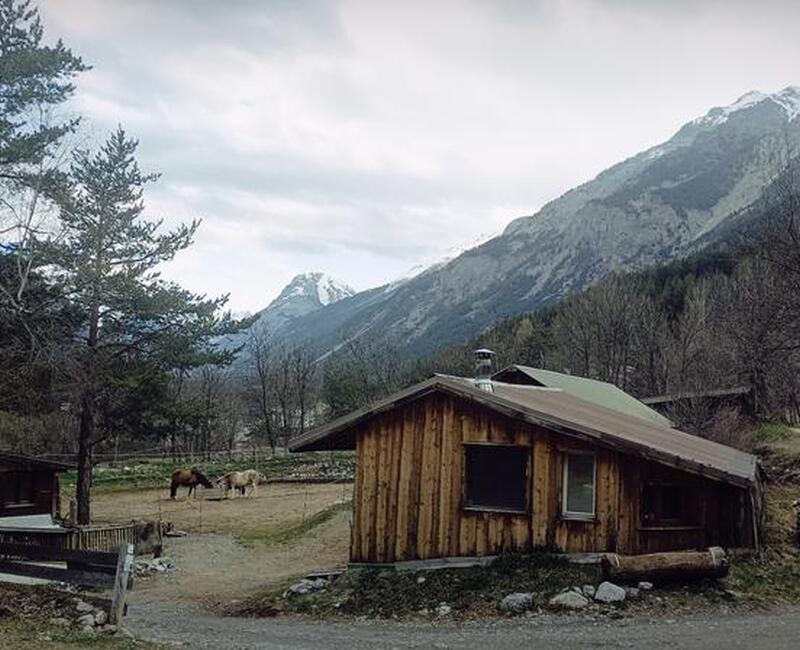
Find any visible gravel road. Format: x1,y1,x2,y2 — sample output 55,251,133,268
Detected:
127,599,800,649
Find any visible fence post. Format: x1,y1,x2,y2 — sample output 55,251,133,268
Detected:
109,543,134,625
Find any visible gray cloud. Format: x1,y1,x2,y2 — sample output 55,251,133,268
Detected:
38,0,800,311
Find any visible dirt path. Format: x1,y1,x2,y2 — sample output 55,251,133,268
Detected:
90,482,352,608
126,601,800,649
129,511,350,608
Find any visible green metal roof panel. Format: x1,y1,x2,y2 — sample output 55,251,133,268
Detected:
493,366,673,428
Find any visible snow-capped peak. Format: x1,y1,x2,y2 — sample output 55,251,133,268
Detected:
695,85,800,127
274,272,355,307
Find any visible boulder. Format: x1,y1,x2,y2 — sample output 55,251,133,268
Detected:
49,617,70,627
625,587,640,599
549,591,589,610
436,603,452,617
286,577,328,597
638,581,654,591
74,600,93,614
76,613,96,627
94,610,108,626
582,585,596,599
500,592,534,614
594,581,626,604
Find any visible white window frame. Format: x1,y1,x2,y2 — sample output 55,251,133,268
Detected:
562,453,596,520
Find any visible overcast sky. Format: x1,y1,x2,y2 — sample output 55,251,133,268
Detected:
39,0,800,313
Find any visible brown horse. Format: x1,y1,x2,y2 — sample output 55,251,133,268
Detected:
170,467,213,499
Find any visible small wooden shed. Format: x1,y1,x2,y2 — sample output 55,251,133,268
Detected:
0,452,71,522
290,374,763,564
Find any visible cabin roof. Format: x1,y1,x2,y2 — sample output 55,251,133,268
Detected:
493,365,673,428
289,375,758,488
0,452,74,472
640,386,751,405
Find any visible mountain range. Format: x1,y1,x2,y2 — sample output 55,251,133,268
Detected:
241,86,800,359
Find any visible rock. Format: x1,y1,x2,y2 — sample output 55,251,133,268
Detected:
76,613,95,627
164,529,188,538
500,592,535,614
625,587,640,599
74,599,93,613
118,627,135,639
102,624,118,634
582,585,596,599
549,591,589,610
94,610,108,626
436,603,452,617
416,575,426,584
49,617,70,627
594,581,627,604
285,577,328,597
638,581,654,591
81,626,95,635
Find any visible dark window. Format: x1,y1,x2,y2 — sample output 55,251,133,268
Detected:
0,471,35,507
641,484,695,527
464,445,528,512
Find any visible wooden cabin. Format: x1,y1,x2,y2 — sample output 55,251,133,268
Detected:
290,368,762,565
0,453,71,523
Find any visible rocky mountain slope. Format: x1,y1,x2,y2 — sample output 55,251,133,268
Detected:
230,272,354,345
247,86,800,358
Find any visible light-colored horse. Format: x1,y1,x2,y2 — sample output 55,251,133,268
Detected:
216,469,264,498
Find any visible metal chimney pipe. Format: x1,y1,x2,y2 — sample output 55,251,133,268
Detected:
474,348,495,393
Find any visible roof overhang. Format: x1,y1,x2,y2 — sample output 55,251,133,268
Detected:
290,376,758,490
0,452,75,472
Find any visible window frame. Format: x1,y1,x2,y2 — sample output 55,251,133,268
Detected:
462,442,530,515
561,452,596,521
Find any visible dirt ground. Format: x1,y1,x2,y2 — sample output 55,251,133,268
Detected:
86,482,353,609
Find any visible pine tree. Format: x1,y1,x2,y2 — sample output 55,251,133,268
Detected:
0,0,86,186
50,127,233,524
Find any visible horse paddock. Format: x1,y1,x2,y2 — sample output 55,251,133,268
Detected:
88,481,351,535
74,481,353,608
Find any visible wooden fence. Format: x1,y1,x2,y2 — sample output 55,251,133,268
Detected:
0,522,138,553
0,541,134,624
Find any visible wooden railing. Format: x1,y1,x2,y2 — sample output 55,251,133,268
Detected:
0,542,134,624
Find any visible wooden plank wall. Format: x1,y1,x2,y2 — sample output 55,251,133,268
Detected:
349,392,749,563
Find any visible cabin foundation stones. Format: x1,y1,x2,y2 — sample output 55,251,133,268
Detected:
500,592,535,613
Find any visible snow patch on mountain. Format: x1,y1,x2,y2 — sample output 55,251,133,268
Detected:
695,86,800,127
273,272,354,307
383,231,499,294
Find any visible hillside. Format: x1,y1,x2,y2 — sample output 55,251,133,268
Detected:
246,87,800,358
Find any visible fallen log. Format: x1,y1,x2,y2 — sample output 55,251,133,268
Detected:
601,546,728,583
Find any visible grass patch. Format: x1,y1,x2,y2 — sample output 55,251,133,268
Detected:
236,500,351,547
751,422,795,446
0,618,158,649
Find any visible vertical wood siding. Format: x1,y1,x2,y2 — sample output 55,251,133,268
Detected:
349,392,749,563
